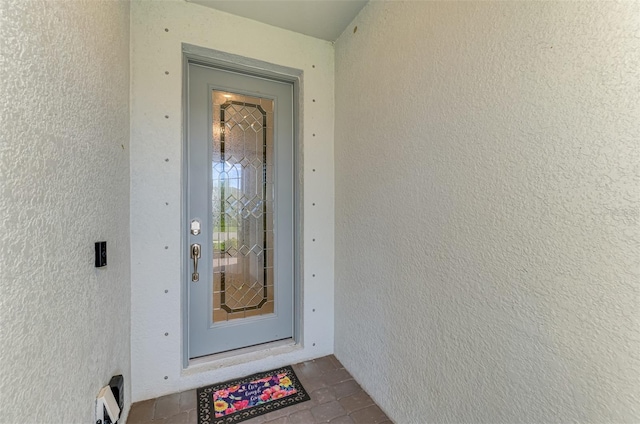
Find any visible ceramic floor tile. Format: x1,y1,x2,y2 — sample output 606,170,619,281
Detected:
309,386,337,405
321,369,352,387
349,405,388,424
338,391,374,414
333,380,361,400
242,414,269,424
154,393,181,419
287,409,315,424
164,411,189,424
310,401,347,422
127,355,391,424
329,416,355,424
128,398,155,423
263,416,288,424
180,390,197,411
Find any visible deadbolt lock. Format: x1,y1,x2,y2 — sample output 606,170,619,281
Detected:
190,219,201,236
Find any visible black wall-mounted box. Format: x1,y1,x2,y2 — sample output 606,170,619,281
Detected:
95,241,107,267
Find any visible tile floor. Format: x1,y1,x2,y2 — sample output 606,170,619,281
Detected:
127,355,391,424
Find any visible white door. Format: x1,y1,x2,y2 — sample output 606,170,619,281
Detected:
187,62,294,358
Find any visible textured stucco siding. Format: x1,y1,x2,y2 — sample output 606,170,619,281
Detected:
130,0,334,401
0,1,131,422
335,2,639,423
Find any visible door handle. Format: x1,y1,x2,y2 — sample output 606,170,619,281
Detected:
190,243,201,282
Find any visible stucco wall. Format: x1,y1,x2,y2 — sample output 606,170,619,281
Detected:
0,1,131,423
130,0,334,401
335,2,639,423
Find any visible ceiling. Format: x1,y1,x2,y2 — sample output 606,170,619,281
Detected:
187,0,368,41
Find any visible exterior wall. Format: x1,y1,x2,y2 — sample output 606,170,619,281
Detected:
130,0,335,401
0,1,131,422
335,2,640,423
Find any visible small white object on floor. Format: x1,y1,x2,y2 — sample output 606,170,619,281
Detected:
97,385,121,423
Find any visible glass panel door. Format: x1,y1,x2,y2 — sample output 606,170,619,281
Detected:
187,63,294,358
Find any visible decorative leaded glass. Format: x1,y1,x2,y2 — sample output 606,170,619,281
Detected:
212,91,275,322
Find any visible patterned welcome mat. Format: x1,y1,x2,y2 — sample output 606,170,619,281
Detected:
197,365,310,424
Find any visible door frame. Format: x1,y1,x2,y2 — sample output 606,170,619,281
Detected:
181,44,303,367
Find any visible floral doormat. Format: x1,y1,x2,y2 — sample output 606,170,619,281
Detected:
197,366,310,424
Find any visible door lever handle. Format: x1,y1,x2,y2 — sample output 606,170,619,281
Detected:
190,243,201,282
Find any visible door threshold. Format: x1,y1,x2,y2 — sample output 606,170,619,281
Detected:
184,339,300,375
